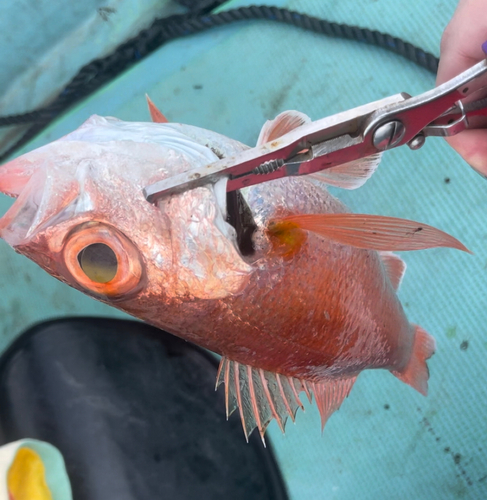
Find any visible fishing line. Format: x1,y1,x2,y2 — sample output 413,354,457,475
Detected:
0,3,439,162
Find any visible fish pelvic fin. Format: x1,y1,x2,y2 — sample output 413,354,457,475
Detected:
268,214,471,253
216,357,355,441
379,251,406,291
257,110,311,146
145,94,169,123
391,325,436,396
309,153,382,190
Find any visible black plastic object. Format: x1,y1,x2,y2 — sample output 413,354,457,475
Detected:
0,318,288,500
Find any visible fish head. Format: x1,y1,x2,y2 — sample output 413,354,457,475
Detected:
0,115,254,304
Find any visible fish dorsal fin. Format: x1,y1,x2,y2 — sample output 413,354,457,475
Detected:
309,377,356,430
145,94,169,123
216,357,354,441
309,153,382,190
257,110,311,145
268,214,471,253
379,251,407,291
216,357,306,443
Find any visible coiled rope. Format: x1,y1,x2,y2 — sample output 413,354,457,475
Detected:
0,5,439,162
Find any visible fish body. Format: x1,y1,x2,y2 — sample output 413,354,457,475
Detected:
0,109,465,439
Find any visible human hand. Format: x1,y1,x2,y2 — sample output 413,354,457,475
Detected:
437,0,487,176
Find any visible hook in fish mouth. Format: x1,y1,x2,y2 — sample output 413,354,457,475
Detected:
226,190,256,257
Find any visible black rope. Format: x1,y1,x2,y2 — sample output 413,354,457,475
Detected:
0,5,439,162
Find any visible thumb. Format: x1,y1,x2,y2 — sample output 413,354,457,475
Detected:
446,129,487,178
437,0,487,85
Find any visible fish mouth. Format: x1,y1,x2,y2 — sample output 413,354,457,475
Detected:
225,189,256,257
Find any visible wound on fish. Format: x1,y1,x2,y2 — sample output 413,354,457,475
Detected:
266,219,307,258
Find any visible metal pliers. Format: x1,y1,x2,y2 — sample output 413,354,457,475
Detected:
144,44,487,203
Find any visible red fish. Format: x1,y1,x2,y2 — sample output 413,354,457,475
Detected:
0,102,468,441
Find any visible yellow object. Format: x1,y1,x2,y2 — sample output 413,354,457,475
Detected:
7,447,52,500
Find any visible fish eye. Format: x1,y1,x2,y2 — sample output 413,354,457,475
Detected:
64,222,143,297
78,243,118,283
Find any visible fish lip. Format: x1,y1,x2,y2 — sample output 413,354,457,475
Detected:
225,189,256,257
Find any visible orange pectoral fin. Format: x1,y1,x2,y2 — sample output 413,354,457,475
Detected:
145,94,169,123
271,213,471,253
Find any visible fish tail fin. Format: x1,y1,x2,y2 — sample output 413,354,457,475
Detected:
391,325,436,396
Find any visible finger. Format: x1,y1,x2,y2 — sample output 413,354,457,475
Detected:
437,0,487,84
446,128,487,177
